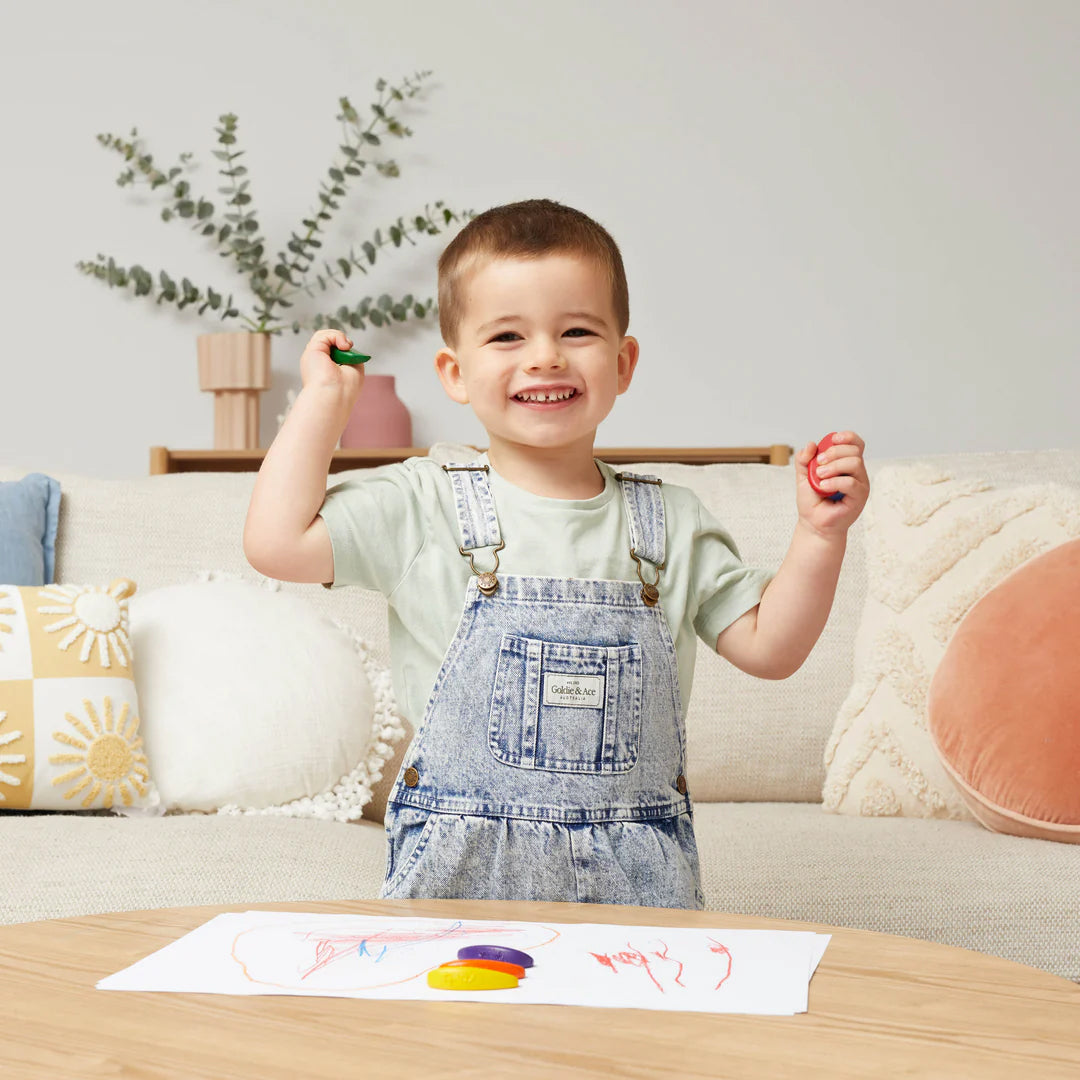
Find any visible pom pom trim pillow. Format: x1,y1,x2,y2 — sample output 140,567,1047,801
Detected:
0,578,160,814
130,576,406,821
928,538,1080,843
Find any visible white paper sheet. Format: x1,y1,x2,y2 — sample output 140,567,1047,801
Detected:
98,912,830,1015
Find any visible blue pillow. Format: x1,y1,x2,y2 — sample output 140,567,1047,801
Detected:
0,473,61,585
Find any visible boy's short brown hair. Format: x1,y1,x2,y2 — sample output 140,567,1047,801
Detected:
437,198,629,347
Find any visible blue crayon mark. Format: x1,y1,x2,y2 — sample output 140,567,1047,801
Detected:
357,939,389,963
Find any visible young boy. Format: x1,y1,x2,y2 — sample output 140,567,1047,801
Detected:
244,198,868,909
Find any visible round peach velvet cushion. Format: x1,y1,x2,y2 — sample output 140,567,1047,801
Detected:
928,538,1080,843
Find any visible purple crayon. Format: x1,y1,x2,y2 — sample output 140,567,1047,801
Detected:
457,944,534,969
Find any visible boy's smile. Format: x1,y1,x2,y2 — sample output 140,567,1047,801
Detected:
511,386,579,408
435,253,639,485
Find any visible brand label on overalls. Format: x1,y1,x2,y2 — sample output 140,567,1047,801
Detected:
542,673,604,709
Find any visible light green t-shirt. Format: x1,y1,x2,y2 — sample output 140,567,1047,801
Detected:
319,455,774,731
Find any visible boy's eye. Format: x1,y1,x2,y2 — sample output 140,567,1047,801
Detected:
488,328,594,343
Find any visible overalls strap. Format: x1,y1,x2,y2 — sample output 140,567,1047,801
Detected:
441,463,503,551
615,471,666,568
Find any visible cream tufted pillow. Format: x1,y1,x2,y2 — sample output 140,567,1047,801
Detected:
822,464,1080,819
130,576,405,820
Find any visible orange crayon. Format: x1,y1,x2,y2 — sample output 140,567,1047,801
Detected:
439,958,526,979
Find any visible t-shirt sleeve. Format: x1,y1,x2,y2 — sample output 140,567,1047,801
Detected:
317,461,428,594
690,497,775,645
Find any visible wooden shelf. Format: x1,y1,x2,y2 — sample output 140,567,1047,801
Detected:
150,445,793,475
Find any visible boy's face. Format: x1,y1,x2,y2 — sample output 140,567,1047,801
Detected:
434,253,638,454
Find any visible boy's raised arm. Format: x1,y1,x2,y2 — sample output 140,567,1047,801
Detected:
243,330,362,584
715,432,869,679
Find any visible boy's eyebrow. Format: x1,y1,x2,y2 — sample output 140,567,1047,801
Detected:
476,311,610,336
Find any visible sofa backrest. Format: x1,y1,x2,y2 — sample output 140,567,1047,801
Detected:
4,447,1077,820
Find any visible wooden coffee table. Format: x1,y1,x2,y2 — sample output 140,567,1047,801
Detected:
1,898,1078,1079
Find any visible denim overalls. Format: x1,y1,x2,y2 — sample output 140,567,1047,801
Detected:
379,462,704,909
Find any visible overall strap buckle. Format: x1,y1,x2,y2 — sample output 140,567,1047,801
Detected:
459,540,505,596
442,463,504,595
629,549,664,607
615,471,666,607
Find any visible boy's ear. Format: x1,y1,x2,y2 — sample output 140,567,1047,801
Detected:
434,347,469,404
616,336,640,395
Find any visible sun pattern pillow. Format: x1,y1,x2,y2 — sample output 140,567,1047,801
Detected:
822,464,1080,819
0,578,160,814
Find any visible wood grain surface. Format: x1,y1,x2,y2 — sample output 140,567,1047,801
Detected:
149,445,795,473
1,898,1077,1080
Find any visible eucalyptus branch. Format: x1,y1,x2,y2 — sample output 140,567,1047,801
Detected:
210,114,272,306
265,73,431,300
79,72,466,338
281,201,470,302
74,255,246,326
97,130,237,263
305,292,437,335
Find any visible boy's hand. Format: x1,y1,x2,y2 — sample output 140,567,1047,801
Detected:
300,329,364,403
794,431,869,538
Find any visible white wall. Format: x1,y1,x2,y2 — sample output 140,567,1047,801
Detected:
2,0,1076,477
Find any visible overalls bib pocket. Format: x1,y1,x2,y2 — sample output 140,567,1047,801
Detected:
489,633,642,773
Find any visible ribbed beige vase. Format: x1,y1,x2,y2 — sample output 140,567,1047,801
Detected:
196,332,272,449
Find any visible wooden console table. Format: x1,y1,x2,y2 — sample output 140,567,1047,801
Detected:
150,445,794,475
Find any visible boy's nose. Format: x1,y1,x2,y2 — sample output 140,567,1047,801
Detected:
527,338,567,371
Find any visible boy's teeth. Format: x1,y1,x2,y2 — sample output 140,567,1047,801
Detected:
516,389,575,402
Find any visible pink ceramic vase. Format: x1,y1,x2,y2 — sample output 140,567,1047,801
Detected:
340,374,413,448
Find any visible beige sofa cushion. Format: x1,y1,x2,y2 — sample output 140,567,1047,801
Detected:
693,801,1080,984
0,814,388,925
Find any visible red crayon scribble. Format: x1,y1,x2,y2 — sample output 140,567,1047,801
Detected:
707,938,733,990
590,951,617,974
651,940,685,987
589,943,665,991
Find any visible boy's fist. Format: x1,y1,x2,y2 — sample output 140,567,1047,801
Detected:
794,431,869,537
300,329,364,402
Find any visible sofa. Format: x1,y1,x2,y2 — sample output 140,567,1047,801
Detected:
2,446,1077,984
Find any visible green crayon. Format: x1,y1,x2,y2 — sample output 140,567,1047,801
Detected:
329,346,372,365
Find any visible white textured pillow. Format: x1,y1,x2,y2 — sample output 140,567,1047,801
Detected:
130,577,404,820
823,464,1080,818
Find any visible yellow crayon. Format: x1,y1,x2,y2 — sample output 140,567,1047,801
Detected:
427,965,519,991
